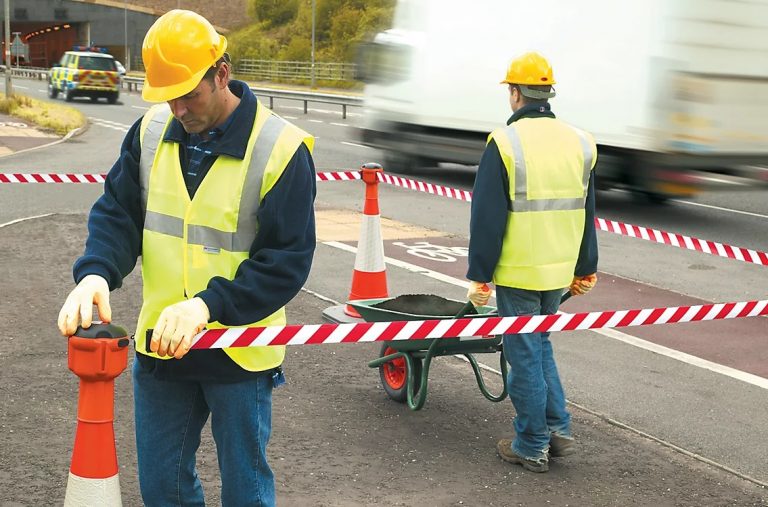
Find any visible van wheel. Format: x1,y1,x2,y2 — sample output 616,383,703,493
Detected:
107,92,119,104
383,152,429,175
89,96,98,103
65,90,74,102
47,83,58,99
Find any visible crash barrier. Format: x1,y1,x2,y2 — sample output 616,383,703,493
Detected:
64,324,129,506
187,299,768,348
120,77,361,118
4,171,767,266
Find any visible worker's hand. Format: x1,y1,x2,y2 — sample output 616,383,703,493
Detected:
569,274,597,296
151,298,210,359
57,275,111,336
467,281,492,307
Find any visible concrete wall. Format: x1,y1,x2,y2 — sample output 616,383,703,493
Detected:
4,0,160,69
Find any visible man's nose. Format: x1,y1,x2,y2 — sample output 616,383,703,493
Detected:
168,99,187,119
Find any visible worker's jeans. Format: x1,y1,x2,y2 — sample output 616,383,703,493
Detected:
497,286,571,460
133,359,275,507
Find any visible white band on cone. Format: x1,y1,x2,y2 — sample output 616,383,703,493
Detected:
64,473,122,507
354,215,385,272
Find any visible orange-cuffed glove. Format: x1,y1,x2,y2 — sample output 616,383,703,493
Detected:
467,281,492,307
569,274,597,296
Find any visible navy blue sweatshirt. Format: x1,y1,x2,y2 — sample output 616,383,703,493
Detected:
73,81,316,381
467,103,598,284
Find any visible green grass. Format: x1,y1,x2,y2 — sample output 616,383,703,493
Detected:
0,94,86,136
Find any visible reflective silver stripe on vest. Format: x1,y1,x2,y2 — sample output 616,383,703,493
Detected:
144,210,184,238
501,126,592,213
139,106,173,213
141,110,289,253
570,126,594,191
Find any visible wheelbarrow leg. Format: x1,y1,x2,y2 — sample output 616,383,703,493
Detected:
462,346,509,402
406,338,442,410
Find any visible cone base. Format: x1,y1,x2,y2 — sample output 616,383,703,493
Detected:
64,472,122,506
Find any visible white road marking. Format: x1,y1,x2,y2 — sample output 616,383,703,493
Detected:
673,199,768,219
331,122,349,127
322,240,768,390
132,105,149,110
283,115,298,120
341,141,371,149
309,119,324,123
12,85,29,90
88,117,131,128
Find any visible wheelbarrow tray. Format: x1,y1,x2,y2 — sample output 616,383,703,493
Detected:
348,296,500,353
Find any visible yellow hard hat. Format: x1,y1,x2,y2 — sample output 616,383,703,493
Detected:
500,52,556,86
141,10,227,103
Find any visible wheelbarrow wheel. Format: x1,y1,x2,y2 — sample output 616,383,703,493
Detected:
379,343,422,403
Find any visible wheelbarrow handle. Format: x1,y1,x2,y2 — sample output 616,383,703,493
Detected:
455,300,477,319
560,290,572,304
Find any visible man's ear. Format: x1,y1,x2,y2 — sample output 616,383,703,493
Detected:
216,63,230,89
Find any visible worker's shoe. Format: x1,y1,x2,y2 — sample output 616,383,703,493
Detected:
549,433,576,458
496,439,549,473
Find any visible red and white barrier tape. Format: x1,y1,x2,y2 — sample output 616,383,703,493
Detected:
3,171,766,266
190,299,768,349
0,173,106,184
596,218,768,266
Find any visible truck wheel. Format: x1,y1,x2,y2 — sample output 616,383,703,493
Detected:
47,83,58,99
65,90,74,102
107,92,119,104
89,96,98,103
379,343,422,403
384,153,429,175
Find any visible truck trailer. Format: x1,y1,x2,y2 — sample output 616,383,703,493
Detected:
357,0,768,201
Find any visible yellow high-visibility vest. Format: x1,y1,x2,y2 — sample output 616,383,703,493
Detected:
489,117,596,290
135,101,314,371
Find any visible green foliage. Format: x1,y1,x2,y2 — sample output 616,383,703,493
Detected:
231,0,396,66
248,0,300,28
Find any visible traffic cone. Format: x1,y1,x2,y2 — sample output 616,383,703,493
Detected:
64,323,129,507
344,162,389,317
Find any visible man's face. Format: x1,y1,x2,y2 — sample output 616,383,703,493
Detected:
167,75,221,134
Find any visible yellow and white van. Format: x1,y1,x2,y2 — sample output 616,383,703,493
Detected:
48,47,120,104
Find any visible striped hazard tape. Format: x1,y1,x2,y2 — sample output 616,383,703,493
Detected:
3,171,766,266
189,299,768,349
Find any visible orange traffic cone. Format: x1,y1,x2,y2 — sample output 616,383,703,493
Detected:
344,162,389,317
64,323,129,507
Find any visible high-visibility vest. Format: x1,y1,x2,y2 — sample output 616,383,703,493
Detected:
489,117,596,290
135,101,314,371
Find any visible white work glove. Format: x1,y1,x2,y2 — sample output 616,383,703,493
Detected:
569,274,597,296
467,281,492,307
150,297,210,359
58,274,111,336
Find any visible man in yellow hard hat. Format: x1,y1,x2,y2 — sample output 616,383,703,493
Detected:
58,9,316,505
466,52,598,473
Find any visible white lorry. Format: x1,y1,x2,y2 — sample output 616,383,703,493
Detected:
357,0,768,201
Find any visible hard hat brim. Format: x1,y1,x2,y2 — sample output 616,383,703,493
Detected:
141,64,211,103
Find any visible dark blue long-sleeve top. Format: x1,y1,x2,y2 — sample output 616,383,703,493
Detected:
467,103,598,284
73,80,316,381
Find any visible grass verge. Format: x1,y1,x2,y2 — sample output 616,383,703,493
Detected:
0,94,86,136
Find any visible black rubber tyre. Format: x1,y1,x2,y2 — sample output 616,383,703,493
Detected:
378,342,423,403
65,90,74,102
47,83,58,99
107,92,119,105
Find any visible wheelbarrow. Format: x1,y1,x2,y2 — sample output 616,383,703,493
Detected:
348,294,507,411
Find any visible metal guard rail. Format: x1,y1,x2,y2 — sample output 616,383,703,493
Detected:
3,71,362,119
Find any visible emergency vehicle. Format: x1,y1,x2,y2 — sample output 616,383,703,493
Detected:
48,46,120,104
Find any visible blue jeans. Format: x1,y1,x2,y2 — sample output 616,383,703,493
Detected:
497,286,571,460
133,359,275,506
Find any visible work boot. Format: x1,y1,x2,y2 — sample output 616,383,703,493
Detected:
549,433,575,457
496,439,549,473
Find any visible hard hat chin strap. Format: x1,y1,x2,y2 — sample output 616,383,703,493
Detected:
519,85,556,99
